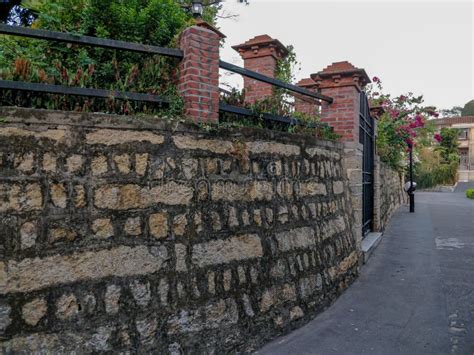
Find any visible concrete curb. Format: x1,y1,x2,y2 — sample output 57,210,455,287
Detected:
361,232,383,263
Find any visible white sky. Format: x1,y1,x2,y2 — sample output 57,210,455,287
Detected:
217,0,474,110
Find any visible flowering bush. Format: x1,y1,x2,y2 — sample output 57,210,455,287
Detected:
367,77,439,170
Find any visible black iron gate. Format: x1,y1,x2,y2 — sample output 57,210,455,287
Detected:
359,92,374,237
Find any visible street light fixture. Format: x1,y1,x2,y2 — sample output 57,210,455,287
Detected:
191,0,204,18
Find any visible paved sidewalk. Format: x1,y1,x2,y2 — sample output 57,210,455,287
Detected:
258,192,474,355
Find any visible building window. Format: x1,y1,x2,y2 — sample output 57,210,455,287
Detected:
460,150,469,169
458,129,468,140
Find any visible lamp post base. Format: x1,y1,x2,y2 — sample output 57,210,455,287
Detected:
409,193,415,213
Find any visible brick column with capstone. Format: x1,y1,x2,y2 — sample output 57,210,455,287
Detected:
311,61,370,142
311,61,371,255
232,35,289,105
178,22,225,123
294,78,320,116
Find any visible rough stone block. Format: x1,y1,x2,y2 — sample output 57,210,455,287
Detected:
91,155,108,176
94,183,193,209
175,244,187,272
20,222,37,249
149,213,168,239
0,183,42,213
135,153,149,176
333,181,344,195
86,129,164,145
192,234,262,267
42,153,57,173
2,245,167,293
275,227,316,252
66,155,83,173
56,294,78,320
92,218,114,239
0,127,67,143
173,136,234,154
22,298,47,326
298,181,327,196
113,154,131,174
247,141,300,156
50,183,67,208
124,217,141,236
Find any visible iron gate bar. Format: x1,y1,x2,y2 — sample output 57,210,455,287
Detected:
359,91,375,237
219,60,334,103
0,80,170,104
219,102,329,128
0,24,184,58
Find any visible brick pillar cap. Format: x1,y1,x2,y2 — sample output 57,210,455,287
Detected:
296,78,318,89
310,61,371,89
232,34,288,60
193,19,226,39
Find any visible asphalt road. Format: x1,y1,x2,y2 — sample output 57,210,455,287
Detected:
258,192,474,355
455,181,474,193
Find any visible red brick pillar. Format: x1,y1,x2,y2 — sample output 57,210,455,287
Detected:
232,35,288,105
178,22,225,123
294,78,319,116
311,61,370,142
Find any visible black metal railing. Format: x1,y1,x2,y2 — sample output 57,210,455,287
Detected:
219,60,333,128
219,61,332,103
0,24,181,106
0,24,334,130
0,24,184,57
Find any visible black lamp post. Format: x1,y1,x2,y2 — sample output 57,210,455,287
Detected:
408,143,415,213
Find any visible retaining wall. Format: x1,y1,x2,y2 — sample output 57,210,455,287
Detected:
0,107,359,353
374,157,406,231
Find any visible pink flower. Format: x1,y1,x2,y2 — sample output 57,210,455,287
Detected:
434,133,442,142
373,92,379,96
372,76,380,83
398,95,407,102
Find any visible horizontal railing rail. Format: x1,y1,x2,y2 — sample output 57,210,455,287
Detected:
0,24,184,58
219,60,333,104
0,24,180,107
0,80,169,104
219,102,329,128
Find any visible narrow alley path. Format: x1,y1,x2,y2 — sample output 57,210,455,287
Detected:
258,191,474,355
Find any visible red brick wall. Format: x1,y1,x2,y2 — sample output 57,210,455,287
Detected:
178,26,220,123
320,86,360,142
242,56,277,104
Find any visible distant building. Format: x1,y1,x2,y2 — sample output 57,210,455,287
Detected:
434,100,474,181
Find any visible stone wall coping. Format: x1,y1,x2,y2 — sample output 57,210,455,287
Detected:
343,141,363,151
0,107,343,151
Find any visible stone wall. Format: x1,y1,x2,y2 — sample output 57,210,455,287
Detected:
375,159,406,231
0,107,359,353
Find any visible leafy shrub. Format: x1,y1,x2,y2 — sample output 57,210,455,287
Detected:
0,0,218,116
466,189,474,199
435,127,460,163
461,100,474,117
414,148,458,188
